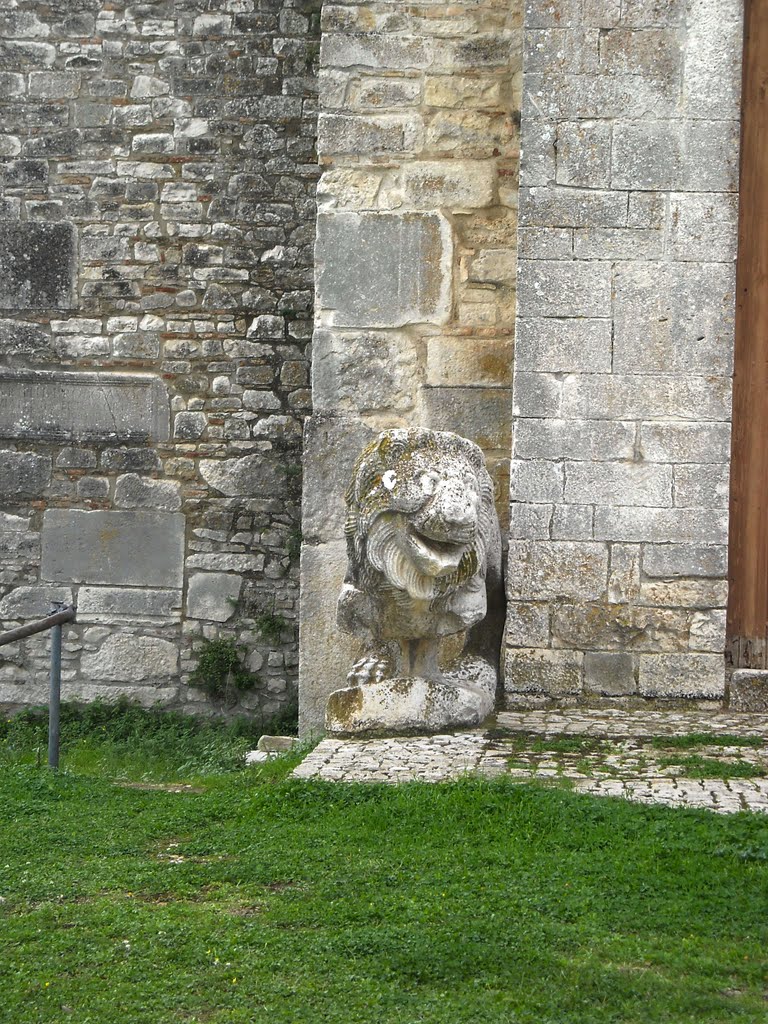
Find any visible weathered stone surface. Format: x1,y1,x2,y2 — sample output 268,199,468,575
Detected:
517,260,611,318
638,654,725,698
552,602,690,653
689,609,726,653
673,463,730,509
0,371,170,442
426,337,512,389
326,667,495,737
80,633,179,682
0,586,72,620
0,319,54,362
397,160,497,209
302,415,375,545
643,544,727,579
186,573,242,622
613,262,736,375
515,318,612,373
199,454,288,498
639,422,731,464
729,670,768,713
422,387,512,451
564,461,673,507
0,450,51,498
584,652,636,696
312,328,420,415
504,600,551,647
41,510,185,588
593,506,727,545
504,647,583,696
299,540,366,737
77,587,181,622
256,734,299,752
506,541,608,601
316,213,452,329
0,223,76,310
514,418,635,461
115,473,182,512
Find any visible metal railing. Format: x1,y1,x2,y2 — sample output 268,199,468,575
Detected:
0,602,77,769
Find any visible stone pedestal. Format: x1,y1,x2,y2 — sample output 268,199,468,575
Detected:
730,670,768,712
325,657,496,736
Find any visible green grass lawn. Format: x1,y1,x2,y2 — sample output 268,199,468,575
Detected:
1,705,767,1024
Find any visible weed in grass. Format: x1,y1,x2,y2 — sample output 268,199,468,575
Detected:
649,733,763,750
0,699,301,782
658,755,766,780
2,756,768,1022
507,733,615,756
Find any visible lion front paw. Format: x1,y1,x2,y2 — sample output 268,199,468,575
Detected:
347,649,393,687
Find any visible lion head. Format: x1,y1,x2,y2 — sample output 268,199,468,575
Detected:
338,429,499,640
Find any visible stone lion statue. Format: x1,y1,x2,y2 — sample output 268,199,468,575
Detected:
329,428,503,734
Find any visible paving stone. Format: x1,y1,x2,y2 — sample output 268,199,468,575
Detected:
292,708,768,813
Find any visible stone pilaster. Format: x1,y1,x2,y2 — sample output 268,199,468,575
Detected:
506,0,743,701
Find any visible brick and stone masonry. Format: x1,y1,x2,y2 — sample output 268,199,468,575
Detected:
505,0,743,702
299,0,522,734
0,0,320,719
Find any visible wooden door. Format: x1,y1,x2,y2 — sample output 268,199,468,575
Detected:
727,0,768,667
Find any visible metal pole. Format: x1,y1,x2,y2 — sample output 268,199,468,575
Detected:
48,606,63,770
0,606,76,647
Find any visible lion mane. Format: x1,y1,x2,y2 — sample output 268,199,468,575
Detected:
338,429,500,640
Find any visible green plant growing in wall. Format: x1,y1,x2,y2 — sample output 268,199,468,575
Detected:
255,608,286,645
189,637,258,707
287,527,302,562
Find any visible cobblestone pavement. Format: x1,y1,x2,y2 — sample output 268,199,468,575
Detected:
292,708,768,814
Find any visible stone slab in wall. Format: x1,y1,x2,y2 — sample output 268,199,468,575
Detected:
0,224,76,310
0,371,170,442
315,212,452,328
41,510,185,589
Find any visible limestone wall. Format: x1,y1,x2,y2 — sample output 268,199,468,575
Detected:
299,0,522,734
505,0,743,701
0,0,319,719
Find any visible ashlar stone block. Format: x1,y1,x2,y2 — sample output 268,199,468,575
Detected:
0,450,50,498
638,653,725,698
0,223,76,310
186,573,242,622
0,370,170,443
316,212,452,329
584,652,636,695
504,647,583,696
41,510,185,588
312,328,420,415
506,540,609,601
77,587,182,622
80,633,179,683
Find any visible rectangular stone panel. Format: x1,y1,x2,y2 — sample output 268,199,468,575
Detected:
41,510,185,588
0,223,76,309
316,212,452,328
0,371,170,442
77,587,182,621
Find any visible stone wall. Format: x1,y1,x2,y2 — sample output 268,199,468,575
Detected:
505,0,743,701
0,0,319,719
299,0,522,734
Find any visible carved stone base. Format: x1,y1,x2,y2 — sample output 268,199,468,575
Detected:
730,669,768,712
325,656,496,736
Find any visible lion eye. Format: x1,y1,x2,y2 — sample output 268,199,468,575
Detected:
420,471,440,496
381,470,397,491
